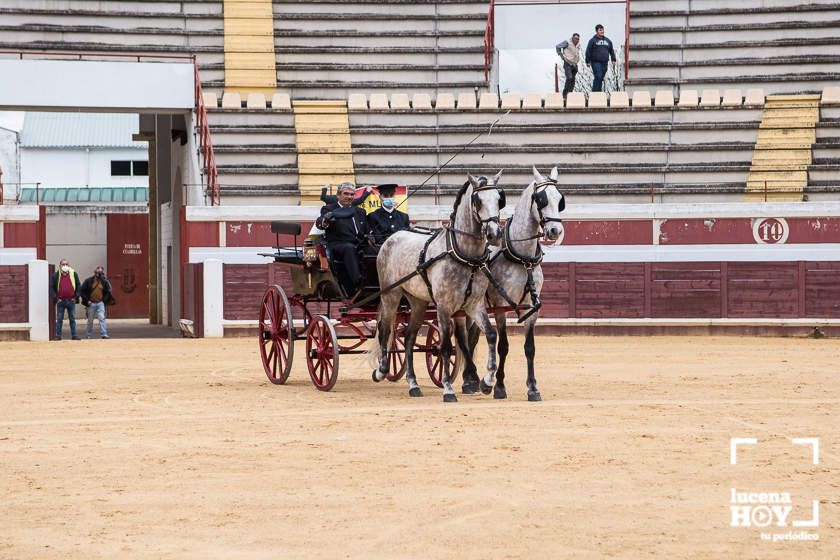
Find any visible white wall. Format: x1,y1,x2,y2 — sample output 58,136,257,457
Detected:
46,211,107,318
0,127,20,200
21,147,148,189
0,59,195,112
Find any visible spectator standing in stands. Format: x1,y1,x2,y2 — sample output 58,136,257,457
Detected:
80,266,114,339
50,258,81,340
556,33,581,99
585,24,616,92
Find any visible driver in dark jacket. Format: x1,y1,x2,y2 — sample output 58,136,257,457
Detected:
367,184,410,245
315,182,370,293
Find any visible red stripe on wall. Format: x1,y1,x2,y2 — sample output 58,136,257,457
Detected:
561,220,652,245
3,222,38,248
659,218,754,245
787,218,840,243
225,221,314,247
187,221,219,247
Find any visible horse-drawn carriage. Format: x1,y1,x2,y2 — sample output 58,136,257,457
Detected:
257,169,565,401
257,218,458,392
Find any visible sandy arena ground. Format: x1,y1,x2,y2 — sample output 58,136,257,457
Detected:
0,334,837,559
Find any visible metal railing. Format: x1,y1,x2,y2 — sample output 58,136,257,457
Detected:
484,0,495,81
0,49,220,205
193,64,220,206
624,0,630,80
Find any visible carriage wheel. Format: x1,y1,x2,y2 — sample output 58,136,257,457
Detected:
306,315,339,391
259,285,294,385
425,320,460,388
385,322,407,382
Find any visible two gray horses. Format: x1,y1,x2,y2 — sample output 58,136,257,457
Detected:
371,167,565,402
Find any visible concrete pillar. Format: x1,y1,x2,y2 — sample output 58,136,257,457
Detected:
202,258,223,337
27,259,48,341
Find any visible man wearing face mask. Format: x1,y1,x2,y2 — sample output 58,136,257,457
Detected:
49,258,81,340
366,184,410,245
80,266,114,339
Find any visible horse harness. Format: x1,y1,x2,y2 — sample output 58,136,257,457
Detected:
416,178,517,310
488,179,565,323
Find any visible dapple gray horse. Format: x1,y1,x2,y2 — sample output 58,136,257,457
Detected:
371,172,506,402
457,167,565,401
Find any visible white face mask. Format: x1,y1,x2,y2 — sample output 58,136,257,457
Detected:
60,265,69,273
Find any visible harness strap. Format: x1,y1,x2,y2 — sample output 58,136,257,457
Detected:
418,231,443,306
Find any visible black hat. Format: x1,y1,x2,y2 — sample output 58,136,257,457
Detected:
377,184,398,197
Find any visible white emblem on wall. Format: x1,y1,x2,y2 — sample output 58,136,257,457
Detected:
752,218,789,244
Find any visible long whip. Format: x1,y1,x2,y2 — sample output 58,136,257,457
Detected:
395,109,511,211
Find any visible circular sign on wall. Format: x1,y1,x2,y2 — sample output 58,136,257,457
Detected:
752,217,789,244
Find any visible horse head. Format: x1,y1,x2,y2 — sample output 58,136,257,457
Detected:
531,166,566,241
467,170,504,243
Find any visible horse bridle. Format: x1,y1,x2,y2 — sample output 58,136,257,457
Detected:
447,176,505,239
532,179,565,230
469,177,505,226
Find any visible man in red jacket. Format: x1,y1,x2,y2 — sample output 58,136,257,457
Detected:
49,258,81,340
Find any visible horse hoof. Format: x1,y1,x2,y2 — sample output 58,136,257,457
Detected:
528,391,542,402
493,386,507,400
372,370,382,383
479,379,493,395
409,387,423,398
443,393,458,403
461,381,479,394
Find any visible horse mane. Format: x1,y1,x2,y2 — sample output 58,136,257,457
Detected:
449,176,487,222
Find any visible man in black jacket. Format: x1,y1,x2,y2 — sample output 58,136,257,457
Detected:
585,24,616,92
80,266,114,339
315,182,370,294
367,184,410,245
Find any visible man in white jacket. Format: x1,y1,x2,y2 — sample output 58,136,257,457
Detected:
556,33,581,99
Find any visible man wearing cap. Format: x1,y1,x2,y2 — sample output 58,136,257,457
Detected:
367,184,410,245
316,181,370,294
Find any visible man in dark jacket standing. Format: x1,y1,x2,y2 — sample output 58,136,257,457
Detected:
316,182,370,294
585,24,616,93
80,266,113,339
50,258,81,340
366,184,409,245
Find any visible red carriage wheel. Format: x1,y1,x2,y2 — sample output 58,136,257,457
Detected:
306,315,339,391
424,320,459,388
259,284,294,384
385,322,407,382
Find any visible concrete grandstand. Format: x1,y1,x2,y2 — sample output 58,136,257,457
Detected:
0,0,839,339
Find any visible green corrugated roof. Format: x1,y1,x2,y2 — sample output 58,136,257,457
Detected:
19,187,148,203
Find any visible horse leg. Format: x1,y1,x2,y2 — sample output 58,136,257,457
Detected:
437,310,458,403
372,292,399,382
456,317,480,394
524,318,541,401
404,296,428,398
465,307,497,396
492,310,509,399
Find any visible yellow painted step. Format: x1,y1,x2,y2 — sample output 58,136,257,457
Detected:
222,54,275,70
224,4,272,18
